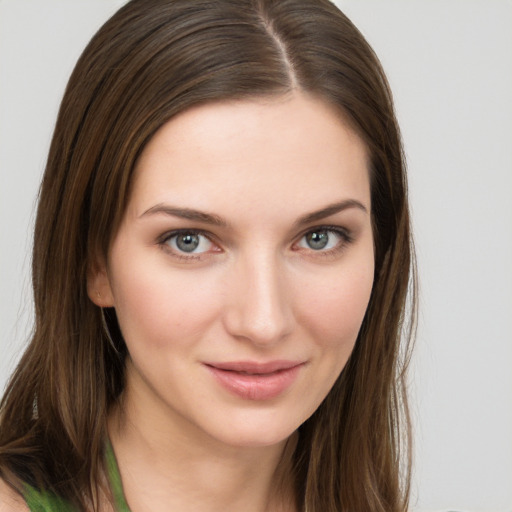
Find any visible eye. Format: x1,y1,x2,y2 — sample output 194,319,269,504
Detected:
296,228,350,252
163,230,215,254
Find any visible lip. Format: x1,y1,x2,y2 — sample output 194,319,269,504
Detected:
204,360,304,401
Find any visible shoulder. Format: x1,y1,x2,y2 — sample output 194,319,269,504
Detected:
0,478,29,512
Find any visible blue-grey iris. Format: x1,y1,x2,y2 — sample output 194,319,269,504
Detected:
176,233,200,252
306,230,329,250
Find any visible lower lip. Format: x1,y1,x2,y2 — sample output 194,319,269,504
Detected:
205,364,303,401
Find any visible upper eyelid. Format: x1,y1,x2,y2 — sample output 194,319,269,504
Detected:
158,228,215,243
292,225,354,254
158,224,350,237
292,226,354,259
295,224,352,241
158,229,218,259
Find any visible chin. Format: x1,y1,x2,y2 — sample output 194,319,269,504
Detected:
198,408,308,450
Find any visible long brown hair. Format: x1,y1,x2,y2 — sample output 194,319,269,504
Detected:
0,0,416,510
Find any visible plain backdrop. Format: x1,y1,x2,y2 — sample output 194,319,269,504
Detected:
1,1,511,511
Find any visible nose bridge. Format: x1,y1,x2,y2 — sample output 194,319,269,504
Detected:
224,245,293,346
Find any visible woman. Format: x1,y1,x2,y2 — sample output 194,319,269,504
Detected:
0,0,416,511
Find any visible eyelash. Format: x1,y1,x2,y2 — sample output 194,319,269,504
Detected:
294,225,354,259
157,226,354,261
157,229,217,261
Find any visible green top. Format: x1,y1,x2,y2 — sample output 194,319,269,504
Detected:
23,442,131,512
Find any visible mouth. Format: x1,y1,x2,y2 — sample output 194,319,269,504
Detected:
203,360,305,401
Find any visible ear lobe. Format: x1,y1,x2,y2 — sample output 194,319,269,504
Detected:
87,260,115,307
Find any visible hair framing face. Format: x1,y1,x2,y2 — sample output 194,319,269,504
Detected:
0,1,416,511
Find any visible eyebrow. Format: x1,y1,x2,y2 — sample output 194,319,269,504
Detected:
139,199,368,227
294,199,368,227
140,204,229,227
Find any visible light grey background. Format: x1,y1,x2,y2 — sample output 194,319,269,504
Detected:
1,1,511,510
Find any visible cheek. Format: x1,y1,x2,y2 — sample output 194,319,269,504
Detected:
108,258,223,349
287,262,374,420
296,264,374,349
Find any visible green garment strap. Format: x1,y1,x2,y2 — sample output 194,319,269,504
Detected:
104,440,132,512
23,484,73,512
23,441,131,511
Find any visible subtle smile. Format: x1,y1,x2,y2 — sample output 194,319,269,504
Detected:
203,361,305,401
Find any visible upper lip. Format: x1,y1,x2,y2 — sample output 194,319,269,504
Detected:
204,360,304,374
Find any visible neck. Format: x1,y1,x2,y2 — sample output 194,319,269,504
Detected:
107,373,297,512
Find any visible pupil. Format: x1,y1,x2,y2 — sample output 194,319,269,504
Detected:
176,233,199,252
307,231,328,250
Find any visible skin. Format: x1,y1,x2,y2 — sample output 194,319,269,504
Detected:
87,92,374,512
0,481,28,512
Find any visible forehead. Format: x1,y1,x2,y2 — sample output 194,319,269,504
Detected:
128,92,370,222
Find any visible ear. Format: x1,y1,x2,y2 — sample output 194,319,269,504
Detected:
87,258,115,307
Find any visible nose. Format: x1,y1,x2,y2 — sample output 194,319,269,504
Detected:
222,251,294,347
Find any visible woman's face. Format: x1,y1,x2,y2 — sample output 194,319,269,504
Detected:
90,93,374,448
